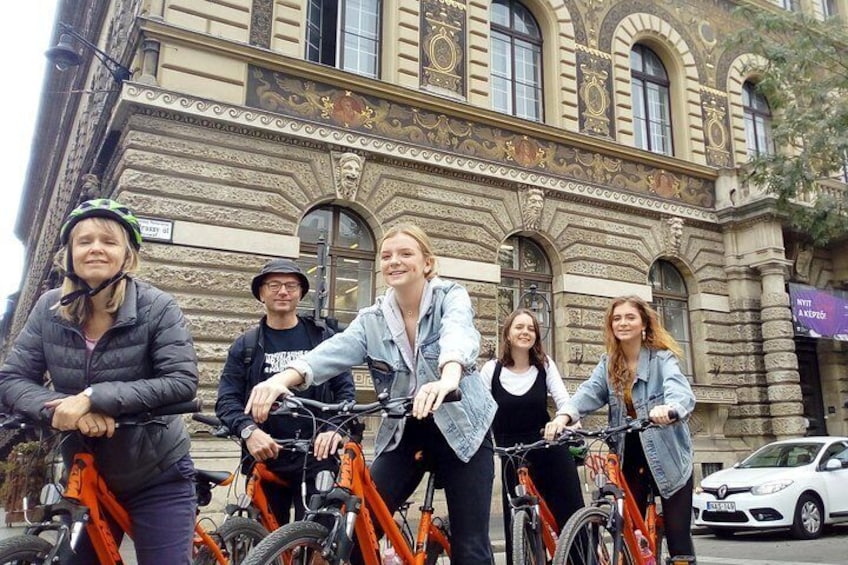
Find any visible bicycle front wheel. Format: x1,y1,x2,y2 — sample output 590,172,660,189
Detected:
0,534,53,565
512,509,545,565
241,521,330,565
194,516,269,565
552,506,635,565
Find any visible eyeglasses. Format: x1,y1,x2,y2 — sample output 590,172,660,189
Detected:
263,281,301,293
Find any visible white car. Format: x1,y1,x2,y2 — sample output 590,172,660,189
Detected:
693,436,848,539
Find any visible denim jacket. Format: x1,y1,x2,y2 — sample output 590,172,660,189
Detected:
288,278,496,462
563,348,696,498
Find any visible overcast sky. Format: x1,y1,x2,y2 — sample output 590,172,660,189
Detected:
1,2,58,306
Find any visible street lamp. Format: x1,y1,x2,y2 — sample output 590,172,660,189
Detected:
45,23,131,83
519,283,552,340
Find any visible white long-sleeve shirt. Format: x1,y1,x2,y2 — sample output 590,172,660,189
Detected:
480,356,571,416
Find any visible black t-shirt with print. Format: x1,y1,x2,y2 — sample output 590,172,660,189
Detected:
261,321,323,473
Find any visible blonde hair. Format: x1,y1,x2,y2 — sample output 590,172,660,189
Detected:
604,295,683,397
56,217,140,324
380,224,438,279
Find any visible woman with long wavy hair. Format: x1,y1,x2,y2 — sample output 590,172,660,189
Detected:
561,295,697,560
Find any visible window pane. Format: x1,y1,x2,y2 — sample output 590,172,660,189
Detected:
490,1,543,120
299,208,333,243
333,257,373,324
520,239,550,273
662,301,690,342
661,262,686,294
498,242,518,269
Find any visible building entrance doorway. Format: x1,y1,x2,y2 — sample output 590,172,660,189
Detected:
795,338,826,436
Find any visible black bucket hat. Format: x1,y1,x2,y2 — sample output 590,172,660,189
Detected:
251,258,310,300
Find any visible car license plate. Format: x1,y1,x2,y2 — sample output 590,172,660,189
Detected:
707,501,736,512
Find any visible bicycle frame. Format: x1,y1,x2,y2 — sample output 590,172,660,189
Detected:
598,451,662,564
59,452,231,565
320,438,450,565
513,465,558,557
242,462,287,532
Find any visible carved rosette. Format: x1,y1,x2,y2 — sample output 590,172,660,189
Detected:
701,91,732,168
420,0,466,97
576,49,614,138
333,152,365,201
520,185,545,231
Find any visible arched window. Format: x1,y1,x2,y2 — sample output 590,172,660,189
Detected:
490,0,543,122
298,206,376,326
649,260,693,379
743,81,774,158
305,0,381,78
498,236,554,352
631,44,673,155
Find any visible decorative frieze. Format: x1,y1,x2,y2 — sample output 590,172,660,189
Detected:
243,67,716,208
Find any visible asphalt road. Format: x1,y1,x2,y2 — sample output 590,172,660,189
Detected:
3,509,847,564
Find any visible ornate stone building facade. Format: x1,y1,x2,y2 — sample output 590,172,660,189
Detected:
7,0,848,490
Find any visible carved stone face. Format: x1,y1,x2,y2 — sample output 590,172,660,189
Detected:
338,154,362,192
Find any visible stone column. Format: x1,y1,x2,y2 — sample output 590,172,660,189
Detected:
753,259,806,439
136,38,161,86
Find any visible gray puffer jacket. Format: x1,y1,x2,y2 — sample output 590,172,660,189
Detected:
0,278,198,495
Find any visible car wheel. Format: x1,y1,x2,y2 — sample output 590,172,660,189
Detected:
709,527,735,539
791,493,823,540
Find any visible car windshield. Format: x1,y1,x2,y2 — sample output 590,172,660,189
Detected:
739,442,823,468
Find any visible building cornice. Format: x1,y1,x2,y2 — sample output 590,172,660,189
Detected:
137,17,718,183
116,83,719,225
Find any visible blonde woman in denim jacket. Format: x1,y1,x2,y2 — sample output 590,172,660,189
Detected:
246,224,497,565
560,296,697,560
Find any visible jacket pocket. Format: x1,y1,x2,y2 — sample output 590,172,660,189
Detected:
419,335,440,361
366,356,395,396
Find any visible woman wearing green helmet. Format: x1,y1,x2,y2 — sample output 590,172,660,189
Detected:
0,198,200,564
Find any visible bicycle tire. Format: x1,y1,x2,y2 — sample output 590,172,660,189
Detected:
552,506,636,565
241,521,330,565
424,517,450,565
512,509,545,565
0,534,53,565
194,516,269,565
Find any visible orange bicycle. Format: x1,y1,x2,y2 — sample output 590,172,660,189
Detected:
551,414,695,565
241,394,452,565
0,400,264,565
495,436,585,565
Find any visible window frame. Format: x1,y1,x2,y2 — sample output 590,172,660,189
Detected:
742,81,774,158
297,206,376,325
497,236,555,354
490,0,544,122
649,260,694,380
630,44,674,156
305,0,382,79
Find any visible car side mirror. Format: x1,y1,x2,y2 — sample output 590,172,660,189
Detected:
824,458,842,471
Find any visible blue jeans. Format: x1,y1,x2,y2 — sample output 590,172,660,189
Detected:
68,455,197,565
368,418,495,565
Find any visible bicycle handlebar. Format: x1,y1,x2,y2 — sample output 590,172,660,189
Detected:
0,398,203,430
270,389,462,419
493,435,584,457
557,410,679,442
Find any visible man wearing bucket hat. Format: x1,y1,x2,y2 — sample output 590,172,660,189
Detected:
215,258,354,525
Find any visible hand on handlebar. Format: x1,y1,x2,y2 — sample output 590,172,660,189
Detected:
44,393,93,431
649,404,678,426
245,373,295,423
313,431,343,461
544,415,570,441
246,427,280,461
77,412,116,438
413,369,460,419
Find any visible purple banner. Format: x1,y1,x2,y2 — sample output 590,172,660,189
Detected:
788,283,848,341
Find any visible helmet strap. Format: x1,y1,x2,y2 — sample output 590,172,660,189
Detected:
59,271,129,306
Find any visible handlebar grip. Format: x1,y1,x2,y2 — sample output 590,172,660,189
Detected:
149,398,203,417
668,409,679,422
443,389,462,403
192,413,222,428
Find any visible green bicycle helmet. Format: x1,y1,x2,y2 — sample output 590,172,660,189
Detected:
60,198,143,250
